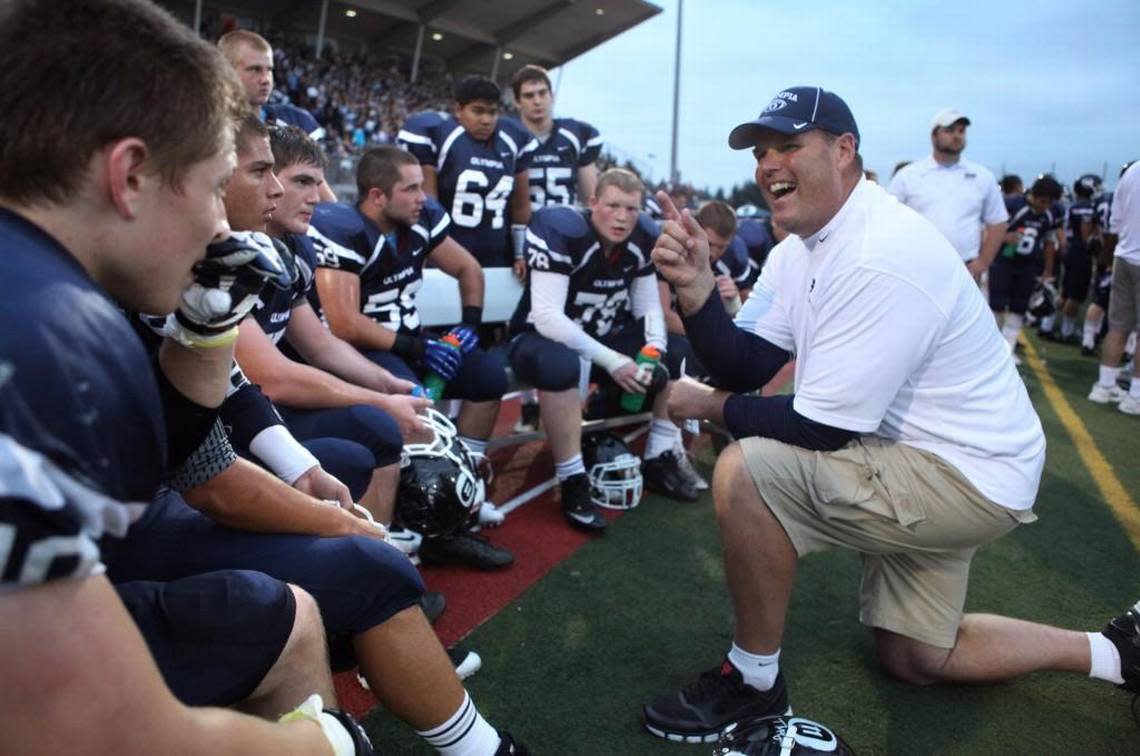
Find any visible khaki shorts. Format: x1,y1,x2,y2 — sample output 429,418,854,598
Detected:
739,436,1036,648
1108,257,1140,334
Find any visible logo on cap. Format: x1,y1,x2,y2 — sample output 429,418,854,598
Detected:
763,98,788,113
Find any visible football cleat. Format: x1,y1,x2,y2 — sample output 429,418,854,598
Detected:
420,591,446,624
1103,600,1140,693
642,450,700,502
513,401,541,432
1089,383,1126,404
560,472,607,531
1119,395,1140,416
643,659,790,743
447,647,482,680
494,730,531,755
674,448,710,492
419,531,514,570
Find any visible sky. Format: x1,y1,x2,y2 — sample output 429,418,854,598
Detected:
550,0,1140,194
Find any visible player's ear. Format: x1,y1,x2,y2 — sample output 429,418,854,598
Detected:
104,137,151,220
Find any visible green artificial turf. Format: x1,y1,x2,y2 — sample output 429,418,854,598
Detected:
366,333,1140,754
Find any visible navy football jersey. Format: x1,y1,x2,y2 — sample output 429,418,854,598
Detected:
714,235,752,286
1,209,166,585
735,217,777,286
1064,199,1096,258
250,234,315,345
397,111,535,267
507,116,602,209
1094,192,1113,233
510,206,659,338
1006,197,1058,261
262,103,324,140
308,198,450,335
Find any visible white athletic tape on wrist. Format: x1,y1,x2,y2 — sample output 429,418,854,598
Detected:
249,425,320,484
278,694,356,756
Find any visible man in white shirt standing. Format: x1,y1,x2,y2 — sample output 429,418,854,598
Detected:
888,109,1008,282
639,85,1140,744
1089,160,1140,415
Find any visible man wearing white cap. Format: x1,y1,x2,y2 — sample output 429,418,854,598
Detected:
888,109,1008,281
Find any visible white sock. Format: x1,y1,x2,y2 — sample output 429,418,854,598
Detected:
1001,313,1024,351
1039,314,1055,333
644,418,681,460
1061,315,1076,338
417,692,501,756
728,643,780,692
1083,316,1103,348
1088,632,1124,685
1099,365,1120,389
1131,377,1140,400
555,454,586,481
458,435,487,456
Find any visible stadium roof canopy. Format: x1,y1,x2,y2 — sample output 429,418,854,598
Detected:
162,0,661,82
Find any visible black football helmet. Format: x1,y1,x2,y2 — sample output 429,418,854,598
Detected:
396,408,485,537
1028,278,1057,321
1074,174,1104,200
716,715,856,756
581,431,643,510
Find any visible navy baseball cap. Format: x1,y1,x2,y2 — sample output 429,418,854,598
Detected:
728,86,860,150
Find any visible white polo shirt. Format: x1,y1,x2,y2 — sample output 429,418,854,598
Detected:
1110,161,1140,264
887,156,1008,262
736,179,1045,511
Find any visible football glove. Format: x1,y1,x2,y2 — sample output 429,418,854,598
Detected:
423,337,463,381
171,232,295,347
279,694,375,756
446,325,480,355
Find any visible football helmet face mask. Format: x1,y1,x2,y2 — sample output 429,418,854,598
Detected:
581,432,643,510
716,715,855,756
396,408,485,537
1074,173,1104,200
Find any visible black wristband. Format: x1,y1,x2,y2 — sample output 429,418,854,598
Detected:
392,332,426,361
461,305,483,325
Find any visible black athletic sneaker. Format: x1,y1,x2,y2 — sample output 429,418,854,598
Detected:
420,590,446,623
419,532,514,569
1103,600,1140,692
642,450,699,502
513,401,541,432
642,659,790,743
1081,345,1097,357
447,647,482,680
494,730,530,755
561,472,606,531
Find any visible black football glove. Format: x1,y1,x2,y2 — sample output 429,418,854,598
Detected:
170,232,295,347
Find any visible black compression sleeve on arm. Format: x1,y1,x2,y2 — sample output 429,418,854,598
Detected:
154,366,220,470
680,289,792,392
391,332,426,362
219,383,283,450
723,394,857,451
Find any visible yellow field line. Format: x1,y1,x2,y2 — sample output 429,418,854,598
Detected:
1021,337,1140,550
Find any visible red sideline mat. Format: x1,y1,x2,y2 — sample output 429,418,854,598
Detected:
333,400,632,717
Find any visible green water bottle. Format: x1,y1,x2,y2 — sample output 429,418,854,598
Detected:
620,346,661,413
422,333,462,401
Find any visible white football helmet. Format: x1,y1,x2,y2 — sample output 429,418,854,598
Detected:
581,432,643,510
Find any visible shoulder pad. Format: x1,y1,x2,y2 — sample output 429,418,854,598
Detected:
310,202,364,241
535,205,589,240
